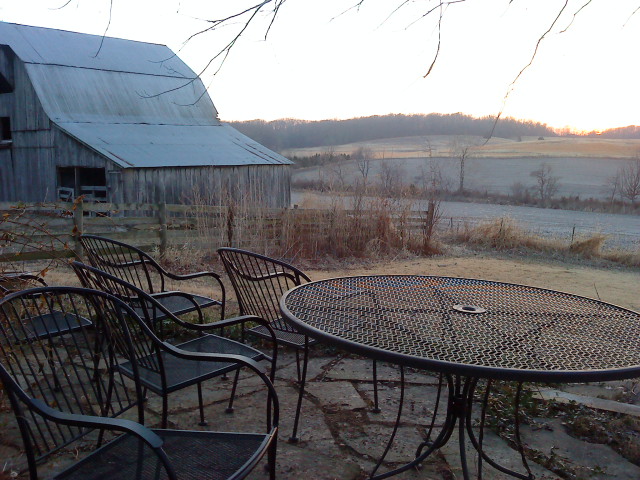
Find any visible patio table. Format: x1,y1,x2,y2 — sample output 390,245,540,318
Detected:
280,275,640,479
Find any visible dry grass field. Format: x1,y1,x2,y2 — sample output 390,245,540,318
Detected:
40,250,639,314
283,135,640,159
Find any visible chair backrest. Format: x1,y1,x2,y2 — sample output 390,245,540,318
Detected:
70,272,167,391
0,274,47,295
72,261,180,339
218,248,311,332
79,235,165,294
0,287,143,474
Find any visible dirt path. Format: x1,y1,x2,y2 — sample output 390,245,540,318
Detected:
306,252,640,312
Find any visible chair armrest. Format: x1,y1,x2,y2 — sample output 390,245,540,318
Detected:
159,271,226,319
164,270,221,282
179,315,277,341
30,398,163,449
148,291,221,327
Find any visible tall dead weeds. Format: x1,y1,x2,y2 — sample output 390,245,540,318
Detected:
454,217,639,267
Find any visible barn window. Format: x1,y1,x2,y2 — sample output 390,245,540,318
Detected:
0,117,11,143
57,167,107,202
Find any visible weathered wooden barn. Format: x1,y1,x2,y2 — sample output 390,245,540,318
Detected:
0,22,291,207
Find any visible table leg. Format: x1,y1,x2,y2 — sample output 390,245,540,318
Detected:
369,375,535,480
466,380,534,480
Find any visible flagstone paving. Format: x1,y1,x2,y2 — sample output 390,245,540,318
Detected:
2,349,639,479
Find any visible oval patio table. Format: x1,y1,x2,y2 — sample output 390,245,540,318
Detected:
280,275,640,479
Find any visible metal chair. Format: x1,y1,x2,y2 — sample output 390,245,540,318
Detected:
79,234,226,322
72,261,277,429
218,247,379,443
0,286,278,480
0,272,47,295
0,273,93,344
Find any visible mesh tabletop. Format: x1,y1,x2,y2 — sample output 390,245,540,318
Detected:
281,275,640,382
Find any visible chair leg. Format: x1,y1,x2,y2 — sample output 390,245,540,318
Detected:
295,349,302,382
161,395,168,429
197,382,208,426
226,369,241,414
268,436,278,480
372,360,381,413
289,343,309,443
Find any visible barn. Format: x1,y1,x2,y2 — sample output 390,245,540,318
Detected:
0,22,292,207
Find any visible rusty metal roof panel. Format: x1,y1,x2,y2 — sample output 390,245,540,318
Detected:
56,123,292,168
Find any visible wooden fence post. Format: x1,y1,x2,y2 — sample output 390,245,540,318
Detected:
73,199,84,260
158,202,168,258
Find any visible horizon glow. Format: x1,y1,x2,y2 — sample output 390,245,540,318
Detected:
0,1,638,132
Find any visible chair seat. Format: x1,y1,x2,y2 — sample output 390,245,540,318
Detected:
56,429,274,480
17,311,92,342
249,322,319,350
148,293,221,320
118,335,268,393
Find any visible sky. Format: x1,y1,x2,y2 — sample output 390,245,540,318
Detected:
1,0,638,132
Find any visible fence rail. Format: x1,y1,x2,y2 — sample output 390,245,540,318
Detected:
1,201,441,263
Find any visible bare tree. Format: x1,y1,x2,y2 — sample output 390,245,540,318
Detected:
530,162,559,204
619,156,640,205
605,171,621,207
353,146,373,194
379,160,404,197
324,145,336,163
419,158,445,244
450,136,476,193
510,181,531,203
327,160,347,192
424,137,433,158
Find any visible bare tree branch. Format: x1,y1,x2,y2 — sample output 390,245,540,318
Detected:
141,0,286,100
484,0,570,143
559,0,594,33
50,0,74,10
423,3,444,78
624,6,640,27
92,0,113,58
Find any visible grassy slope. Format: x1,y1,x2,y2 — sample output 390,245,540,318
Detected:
283,135,640,159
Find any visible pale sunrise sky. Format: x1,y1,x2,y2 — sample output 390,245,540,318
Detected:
1,0,638,132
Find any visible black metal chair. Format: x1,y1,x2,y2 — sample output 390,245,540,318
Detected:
0,273,47,294
0,286,278,480
218,247,379,443
72,261,277,429
0,272,93,346
79,234,226,322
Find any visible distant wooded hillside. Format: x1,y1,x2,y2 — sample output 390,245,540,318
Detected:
587,125,640,139
229,113,554,151
229,114,640,151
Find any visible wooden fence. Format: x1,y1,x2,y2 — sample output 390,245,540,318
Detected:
0,201,446,263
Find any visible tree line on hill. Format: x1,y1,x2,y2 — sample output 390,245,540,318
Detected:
584,125,640,139
229,113,554,151
229,113,640,151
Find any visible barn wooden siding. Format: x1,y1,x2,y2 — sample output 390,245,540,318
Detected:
122,164,291,208
1,53,52,202
0,62,112,202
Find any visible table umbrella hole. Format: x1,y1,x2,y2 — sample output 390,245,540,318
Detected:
453,305,486,314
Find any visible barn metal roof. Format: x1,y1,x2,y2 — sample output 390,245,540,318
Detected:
0,22,291,167
57,123,291,168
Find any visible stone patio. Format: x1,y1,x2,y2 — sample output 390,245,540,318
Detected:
2,348,640,479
